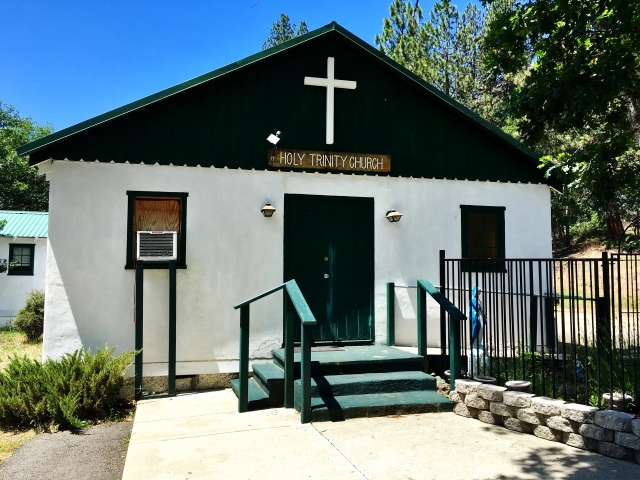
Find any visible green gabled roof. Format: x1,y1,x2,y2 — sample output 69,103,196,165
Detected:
0,211,48,238
17,22,540,169
17,23,336,157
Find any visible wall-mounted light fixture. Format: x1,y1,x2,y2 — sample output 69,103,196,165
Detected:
386,209,403,223
267,131,281,146
267,131,282,167
261,203,276,217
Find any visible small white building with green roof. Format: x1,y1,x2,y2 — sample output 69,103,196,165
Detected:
0,210,48,325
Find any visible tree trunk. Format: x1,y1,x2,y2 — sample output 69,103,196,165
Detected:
606,200,624,240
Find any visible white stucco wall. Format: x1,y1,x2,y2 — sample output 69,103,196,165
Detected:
0,237,47,326
42,160,552,374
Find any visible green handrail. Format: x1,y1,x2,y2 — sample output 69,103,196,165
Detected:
416,279,466,391
233,279,317,423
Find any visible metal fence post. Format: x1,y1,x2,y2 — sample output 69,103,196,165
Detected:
543,295,556,354
168,260,176,396
238,305,250,413
439,250,447,371
599,252,613,409
417,283,428,371
284,294,295,409
449,315,461,391
387,282,395,346
300,323,312,423
134,261,144,401
529,294,538,355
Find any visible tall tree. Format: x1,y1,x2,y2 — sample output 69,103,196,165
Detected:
374,0,431,79
425,0,460,98
262,13,308,50
454,3,485,109
0,102,54,211
483,0,640,238
375,1,495,114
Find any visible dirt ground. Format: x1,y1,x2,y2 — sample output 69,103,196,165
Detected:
0,421,132,480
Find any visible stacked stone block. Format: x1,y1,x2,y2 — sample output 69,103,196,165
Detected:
451,379,640,465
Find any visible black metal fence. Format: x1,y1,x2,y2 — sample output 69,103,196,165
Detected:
440,251,640,412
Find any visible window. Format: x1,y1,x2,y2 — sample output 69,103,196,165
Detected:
460,205,505,270
125,191,188,269
8,244,35,276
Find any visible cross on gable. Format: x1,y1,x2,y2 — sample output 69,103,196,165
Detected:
304,57,357,145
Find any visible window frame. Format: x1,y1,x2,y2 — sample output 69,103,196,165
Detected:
8,243,35,276
125,191,189,269
460,205,506,272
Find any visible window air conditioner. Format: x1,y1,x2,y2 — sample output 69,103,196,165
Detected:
137,231,178,261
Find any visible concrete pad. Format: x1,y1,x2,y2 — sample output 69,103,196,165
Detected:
134,389,238,422
124,424,365,480
124,389,639,480
317,413,639,480
131,409,302,444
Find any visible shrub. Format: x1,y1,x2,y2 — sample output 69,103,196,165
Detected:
0,346,136,431
14,290,45,341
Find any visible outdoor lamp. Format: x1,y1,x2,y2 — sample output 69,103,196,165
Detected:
267,131,281,145
261,203,276,217
386,209,403,223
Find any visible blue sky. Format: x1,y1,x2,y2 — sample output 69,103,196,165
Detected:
3,1,473,131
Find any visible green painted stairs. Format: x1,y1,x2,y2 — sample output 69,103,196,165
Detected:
230,346,453,421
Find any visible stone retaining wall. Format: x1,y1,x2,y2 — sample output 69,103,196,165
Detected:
452,379,640,465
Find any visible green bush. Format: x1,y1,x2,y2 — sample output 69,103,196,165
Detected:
14,290,45,341
0,346,136,431
586,346,639,411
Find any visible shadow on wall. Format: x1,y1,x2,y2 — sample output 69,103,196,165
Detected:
393,285,442,348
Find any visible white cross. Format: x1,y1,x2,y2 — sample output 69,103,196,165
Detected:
304,57,357,145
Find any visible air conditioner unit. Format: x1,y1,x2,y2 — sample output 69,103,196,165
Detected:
137,231,178,261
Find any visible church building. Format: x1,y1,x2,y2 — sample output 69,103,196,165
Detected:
18,22,555,382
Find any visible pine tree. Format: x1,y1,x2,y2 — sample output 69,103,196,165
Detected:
374,1,431,79
376,1,492,114
454,3,485,109
262,14,309,50
426,0,459,98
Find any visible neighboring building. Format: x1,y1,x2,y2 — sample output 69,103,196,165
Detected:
0,211,48,326
17,23,556,377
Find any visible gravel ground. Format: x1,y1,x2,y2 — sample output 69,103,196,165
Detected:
0,421,133,480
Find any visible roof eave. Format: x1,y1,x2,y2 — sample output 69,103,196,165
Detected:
17,21,556,186
17,24,335,157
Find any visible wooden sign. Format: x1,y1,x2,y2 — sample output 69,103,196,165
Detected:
268,148,391,173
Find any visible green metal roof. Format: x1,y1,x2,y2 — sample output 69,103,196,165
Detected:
0,211,48,238
16,21,540,167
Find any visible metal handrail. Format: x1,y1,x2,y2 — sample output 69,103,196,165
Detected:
387,279,466,391
416,280,466,392
418,279,466,320
233,279,317,423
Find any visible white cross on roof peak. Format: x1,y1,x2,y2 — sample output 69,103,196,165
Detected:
304,57,357,145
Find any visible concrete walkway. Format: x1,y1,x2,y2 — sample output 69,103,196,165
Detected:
123,389,639,480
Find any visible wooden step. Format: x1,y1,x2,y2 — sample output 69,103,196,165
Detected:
295,371,437,400
296,390,454,422
272,345,426,376
229,378,270,411
252,363,285,406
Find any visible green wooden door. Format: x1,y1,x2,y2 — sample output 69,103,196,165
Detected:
284,194,374,343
